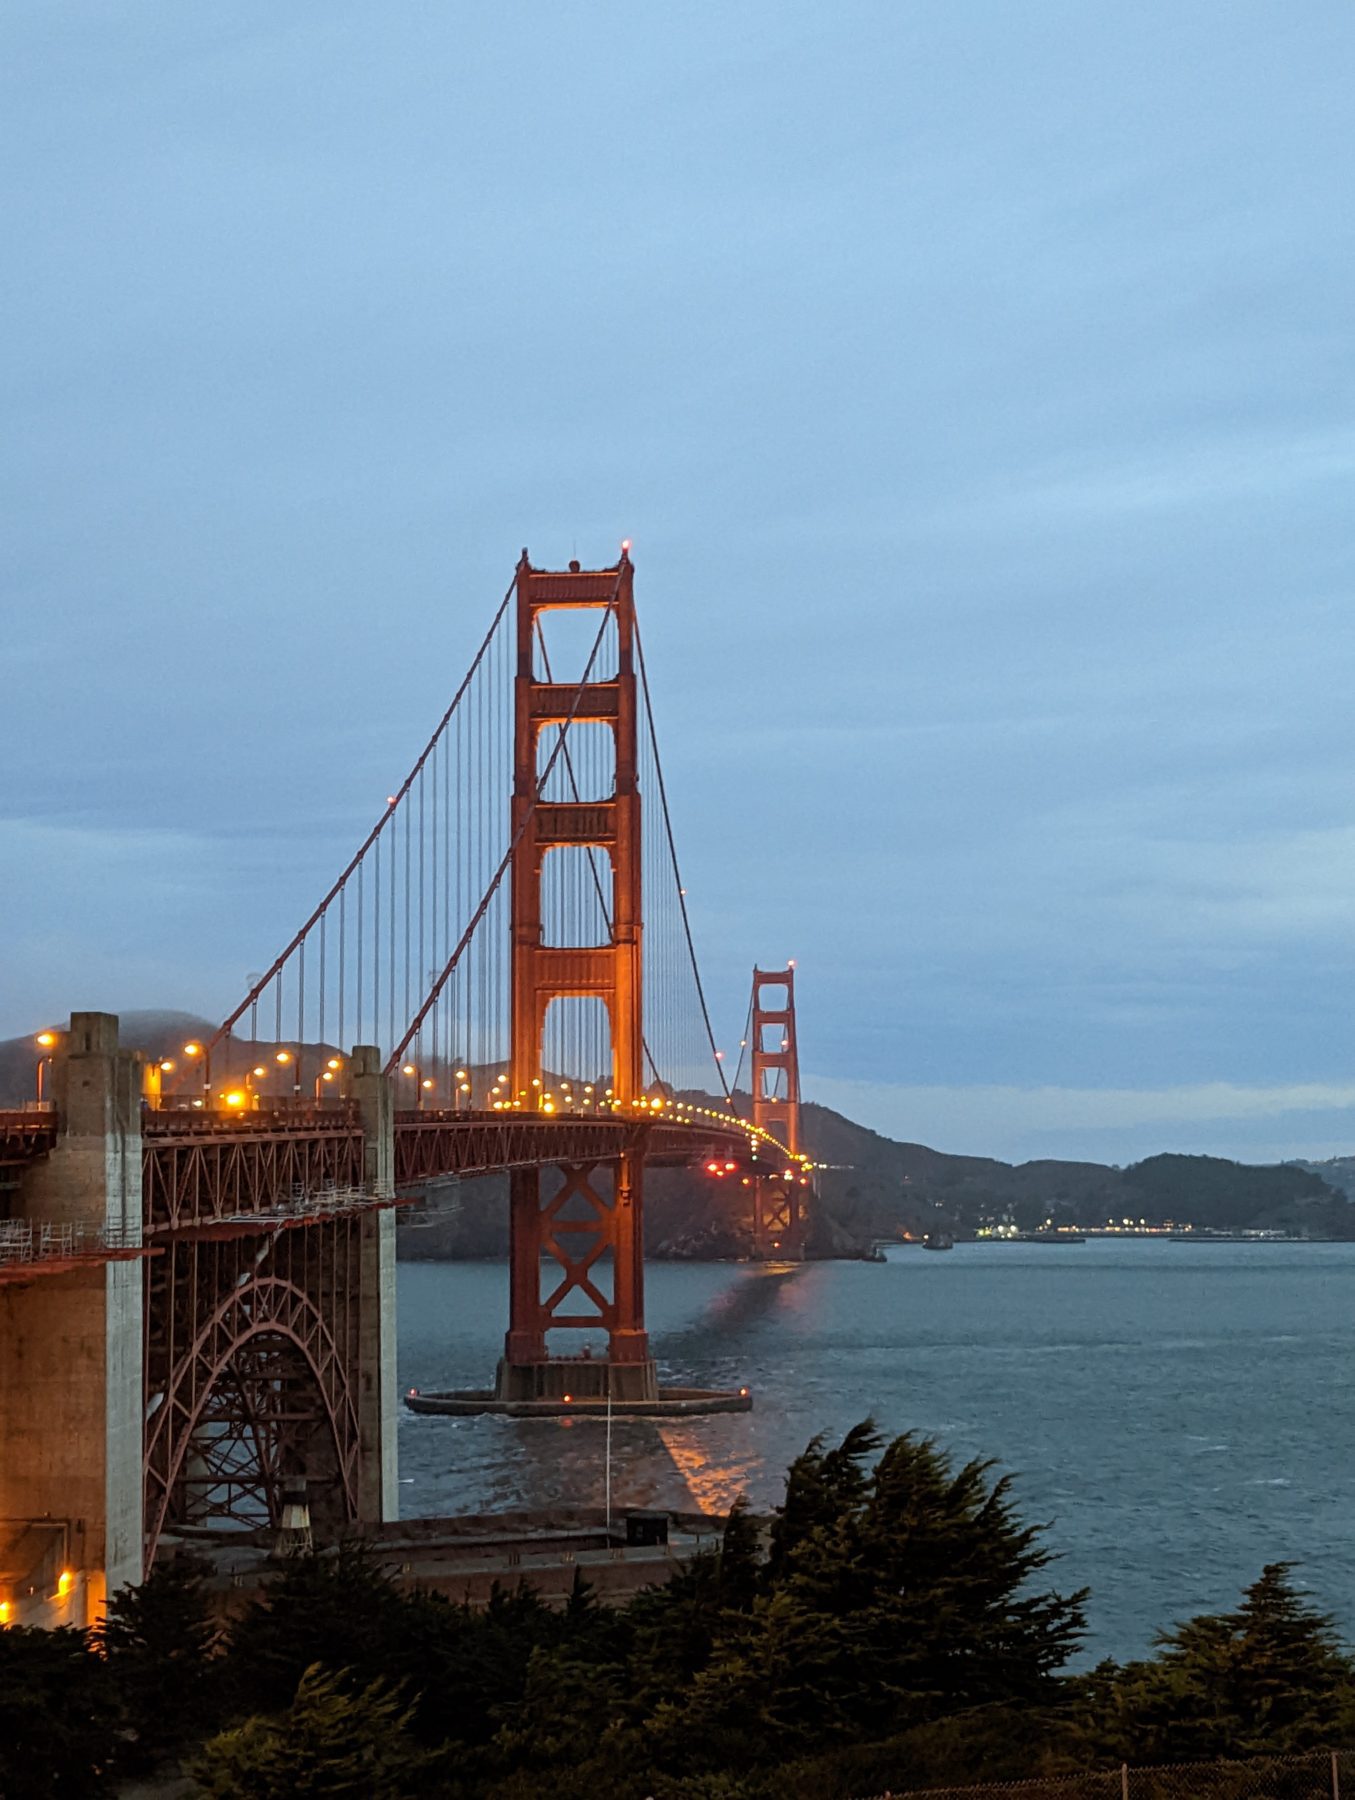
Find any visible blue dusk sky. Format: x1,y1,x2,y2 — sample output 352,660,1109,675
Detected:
3,3,1353,1165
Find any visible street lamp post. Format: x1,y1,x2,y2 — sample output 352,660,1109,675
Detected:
34,1031,57,1104
181,1041,210,1106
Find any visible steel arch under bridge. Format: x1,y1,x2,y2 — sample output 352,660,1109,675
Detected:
137,1104,763,1559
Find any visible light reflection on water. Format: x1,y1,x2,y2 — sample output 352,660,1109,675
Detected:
397,1242,1355,1660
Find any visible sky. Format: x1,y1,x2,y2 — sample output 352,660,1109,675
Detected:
3,3,1353,1165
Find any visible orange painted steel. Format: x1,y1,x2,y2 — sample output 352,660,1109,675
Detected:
143,1231,363,1564
143,1112,367,1234
394,1109,742,1189
750,965,808,1257
0,1112,58,1168
142,1108,752,1233
505,551,651,1380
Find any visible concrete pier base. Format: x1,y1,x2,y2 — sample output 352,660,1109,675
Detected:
495,1355,660,1404
0,1014,145,1628
410,1345,752,1421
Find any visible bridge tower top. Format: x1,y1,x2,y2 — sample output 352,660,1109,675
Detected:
750,964,800,1158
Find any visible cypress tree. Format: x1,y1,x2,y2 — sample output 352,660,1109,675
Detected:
97,1551,219,1773
193,1662,430,1798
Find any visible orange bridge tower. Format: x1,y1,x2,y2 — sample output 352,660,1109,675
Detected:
499,549,655,1401
749,964,810,1258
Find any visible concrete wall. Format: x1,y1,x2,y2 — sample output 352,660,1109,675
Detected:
350,1045,398,1523
0,1013,145,1627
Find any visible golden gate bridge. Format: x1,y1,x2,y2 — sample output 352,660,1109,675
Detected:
0,548,812,1626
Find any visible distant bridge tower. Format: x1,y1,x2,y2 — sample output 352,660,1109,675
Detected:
500,548,656,1401
750,965,809,1258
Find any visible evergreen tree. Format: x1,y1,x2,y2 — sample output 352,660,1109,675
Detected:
193,1661,432,1799
717,1495,762,1612
0,1624,119,1798
222,1542,412,1718
626,1548,727,1709
97,1551,219,1773
840,1432,1087,1710
489,1641,627,1774
1092,1564,1355,1761
648,1425,1085,1772
643,1586,857,1773
765,1419,880,1581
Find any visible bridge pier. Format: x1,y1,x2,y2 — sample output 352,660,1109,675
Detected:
350,1046,399,1523
495,1144,658,1404
0,1013,144,1627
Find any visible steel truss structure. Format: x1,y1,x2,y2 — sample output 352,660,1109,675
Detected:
143,1222,364,1562
143,1114,367,1232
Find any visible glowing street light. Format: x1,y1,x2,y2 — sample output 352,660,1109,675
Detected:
401,1062,430,1111
273,1047,303,1102
34,1030,57,1103
182,1040,212,1103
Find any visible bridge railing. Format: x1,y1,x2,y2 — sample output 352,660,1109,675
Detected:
0,1219,143,1267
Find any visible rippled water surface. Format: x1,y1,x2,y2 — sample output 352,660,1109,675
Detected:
397,1241,1355,1659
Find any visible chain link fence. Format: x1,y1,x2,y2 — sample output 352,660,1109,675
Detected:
859,1748,1355,1800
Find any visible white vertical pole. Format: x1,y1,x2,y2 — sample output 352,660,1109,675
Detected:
605,1371,614,1533
1120,1765,1129,1800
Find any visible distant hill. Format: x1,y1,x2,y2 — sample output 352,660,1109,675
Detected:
5,1018,1350,1249
401,1097,1355,1260
806,1114,1353,1245
0,1010,217,1106
1289,1156,1355,1202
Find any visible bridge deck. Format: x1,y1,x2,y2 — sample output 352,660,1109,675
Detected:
0,1111,59,1168
139,1107,757,1233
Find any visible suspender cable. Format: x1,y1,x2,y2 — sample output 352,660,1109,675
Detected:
635,617,732,1106
206,579,514,1059
387,577,620,1074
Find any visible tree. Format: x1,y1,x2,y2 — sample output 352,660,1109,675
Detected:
97,1551,219,1773
626,1548,727,1710
489,1642,627,1774
1090,1564,1355,1762
765,1419,880,1581
647,1425,1086,1773
718,1496,762,1612
222,1543,412,1718
193,1661,432,1799
0,1624,119,1798
841,1432,1087,1710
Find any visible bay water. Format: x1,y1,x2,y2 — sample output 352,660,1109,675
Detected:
397,1240,1355,1661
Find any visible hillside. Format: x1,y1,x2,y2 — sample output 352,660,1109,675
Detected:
804,1111,1353,1245
0,1011,217,1106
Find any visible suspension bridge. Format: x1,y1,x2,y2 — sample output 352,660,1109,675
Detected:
0,548,813,1628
